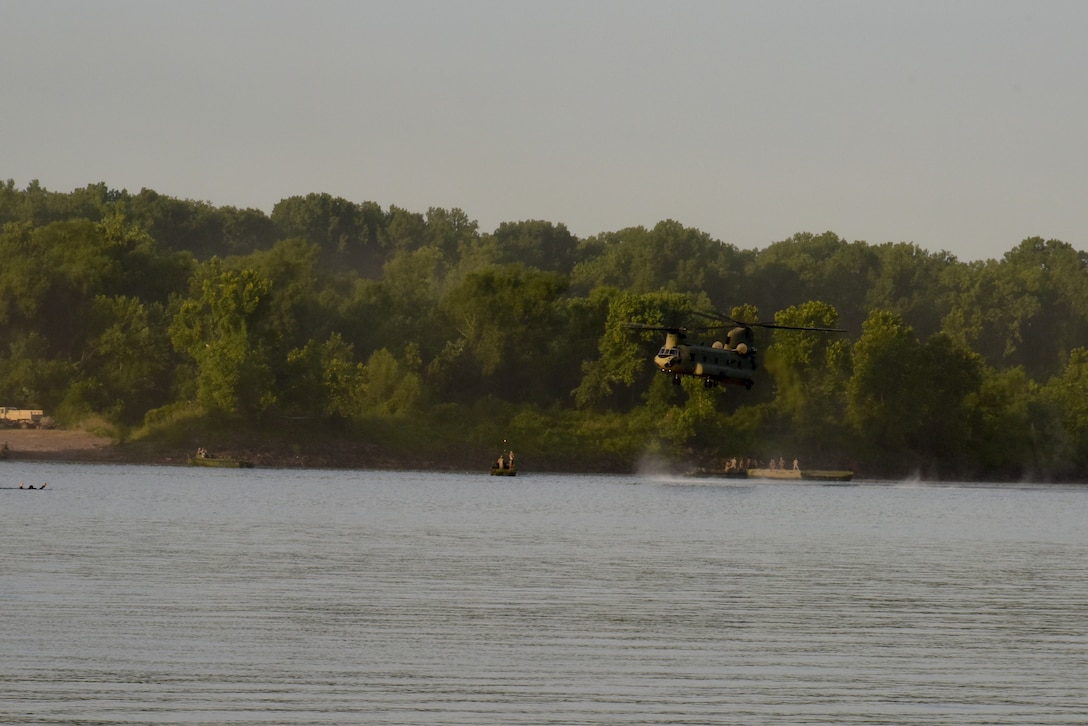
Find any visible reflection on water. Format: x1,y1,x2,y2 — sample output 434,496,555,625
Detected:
2,464,1087,725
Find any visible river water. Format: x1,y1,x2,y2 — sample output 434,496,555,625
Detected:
2,463,1087,725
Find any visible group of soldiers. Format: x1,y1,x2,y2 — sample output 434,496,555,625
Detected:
724,456,799,472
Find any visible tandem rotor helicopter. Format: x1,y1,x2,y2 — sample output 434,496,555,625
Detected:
627,310,844,390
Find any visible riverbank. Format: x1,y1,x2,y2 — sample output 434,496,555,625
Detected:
3,427,1083,483
0,427,448,470
0,425,619,473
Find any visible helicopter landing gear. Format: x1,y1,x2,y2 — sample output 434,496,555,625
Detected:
745,380,754,390
672,374,682,385
703,378,718,388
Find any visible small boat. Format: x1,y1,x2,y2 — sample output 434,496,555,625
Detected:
189,456,253,468
491,446,517,476
747,468,853,482
189,449,253,468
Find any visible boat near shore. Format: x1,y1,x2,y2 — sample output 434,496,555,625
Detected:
491,444,517,476
688,467,853,482
747,468,853,482
491,455,517,476
188,456,253,468
490,462,517,476
189,449,253,468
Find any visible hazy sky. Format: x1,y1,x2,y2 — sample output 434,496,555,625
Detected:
4,1,1085,261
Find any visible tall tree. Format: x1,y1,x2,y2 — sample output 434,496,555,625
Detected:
424,207,479,262
848,309,983,475
745,232,877,329
169,262,276,416
283,333,366,420
1043,347,1088,475
763,301,851,462
440,265,570,403
270,193,380,272
846,310,922,469
865,242,954,340
969,365,1059,479
488,220,580,274
74,295,174,424
571,220,740,297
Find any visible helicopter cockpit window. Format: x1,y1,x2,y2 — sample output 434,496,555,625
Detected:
657,347,679,357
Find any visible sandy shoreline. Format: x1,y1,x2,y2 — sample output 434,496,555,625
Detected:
1,428,113,456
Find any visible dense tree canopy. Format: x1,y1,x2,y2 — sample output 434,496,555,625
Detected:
2,179,1087,479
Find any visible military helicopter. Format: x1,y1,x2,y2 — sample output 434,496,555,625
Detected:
627,311,844,389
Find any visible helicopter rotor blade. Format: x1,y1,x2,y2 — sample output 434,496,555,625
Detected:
625,323,685,333
689,310,844,333
624,322,727,333
689,310,740,326
748,321,846,333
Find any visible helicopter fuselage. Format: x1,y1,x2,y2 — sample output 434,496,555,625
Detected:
632,313,842,392
653,331,757,389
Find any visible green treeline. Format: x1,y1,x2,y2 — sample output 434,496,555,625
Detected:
2,179,1087,479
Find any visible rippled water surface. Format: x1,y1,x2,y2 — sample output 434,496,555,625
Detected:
3,464,1088,724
